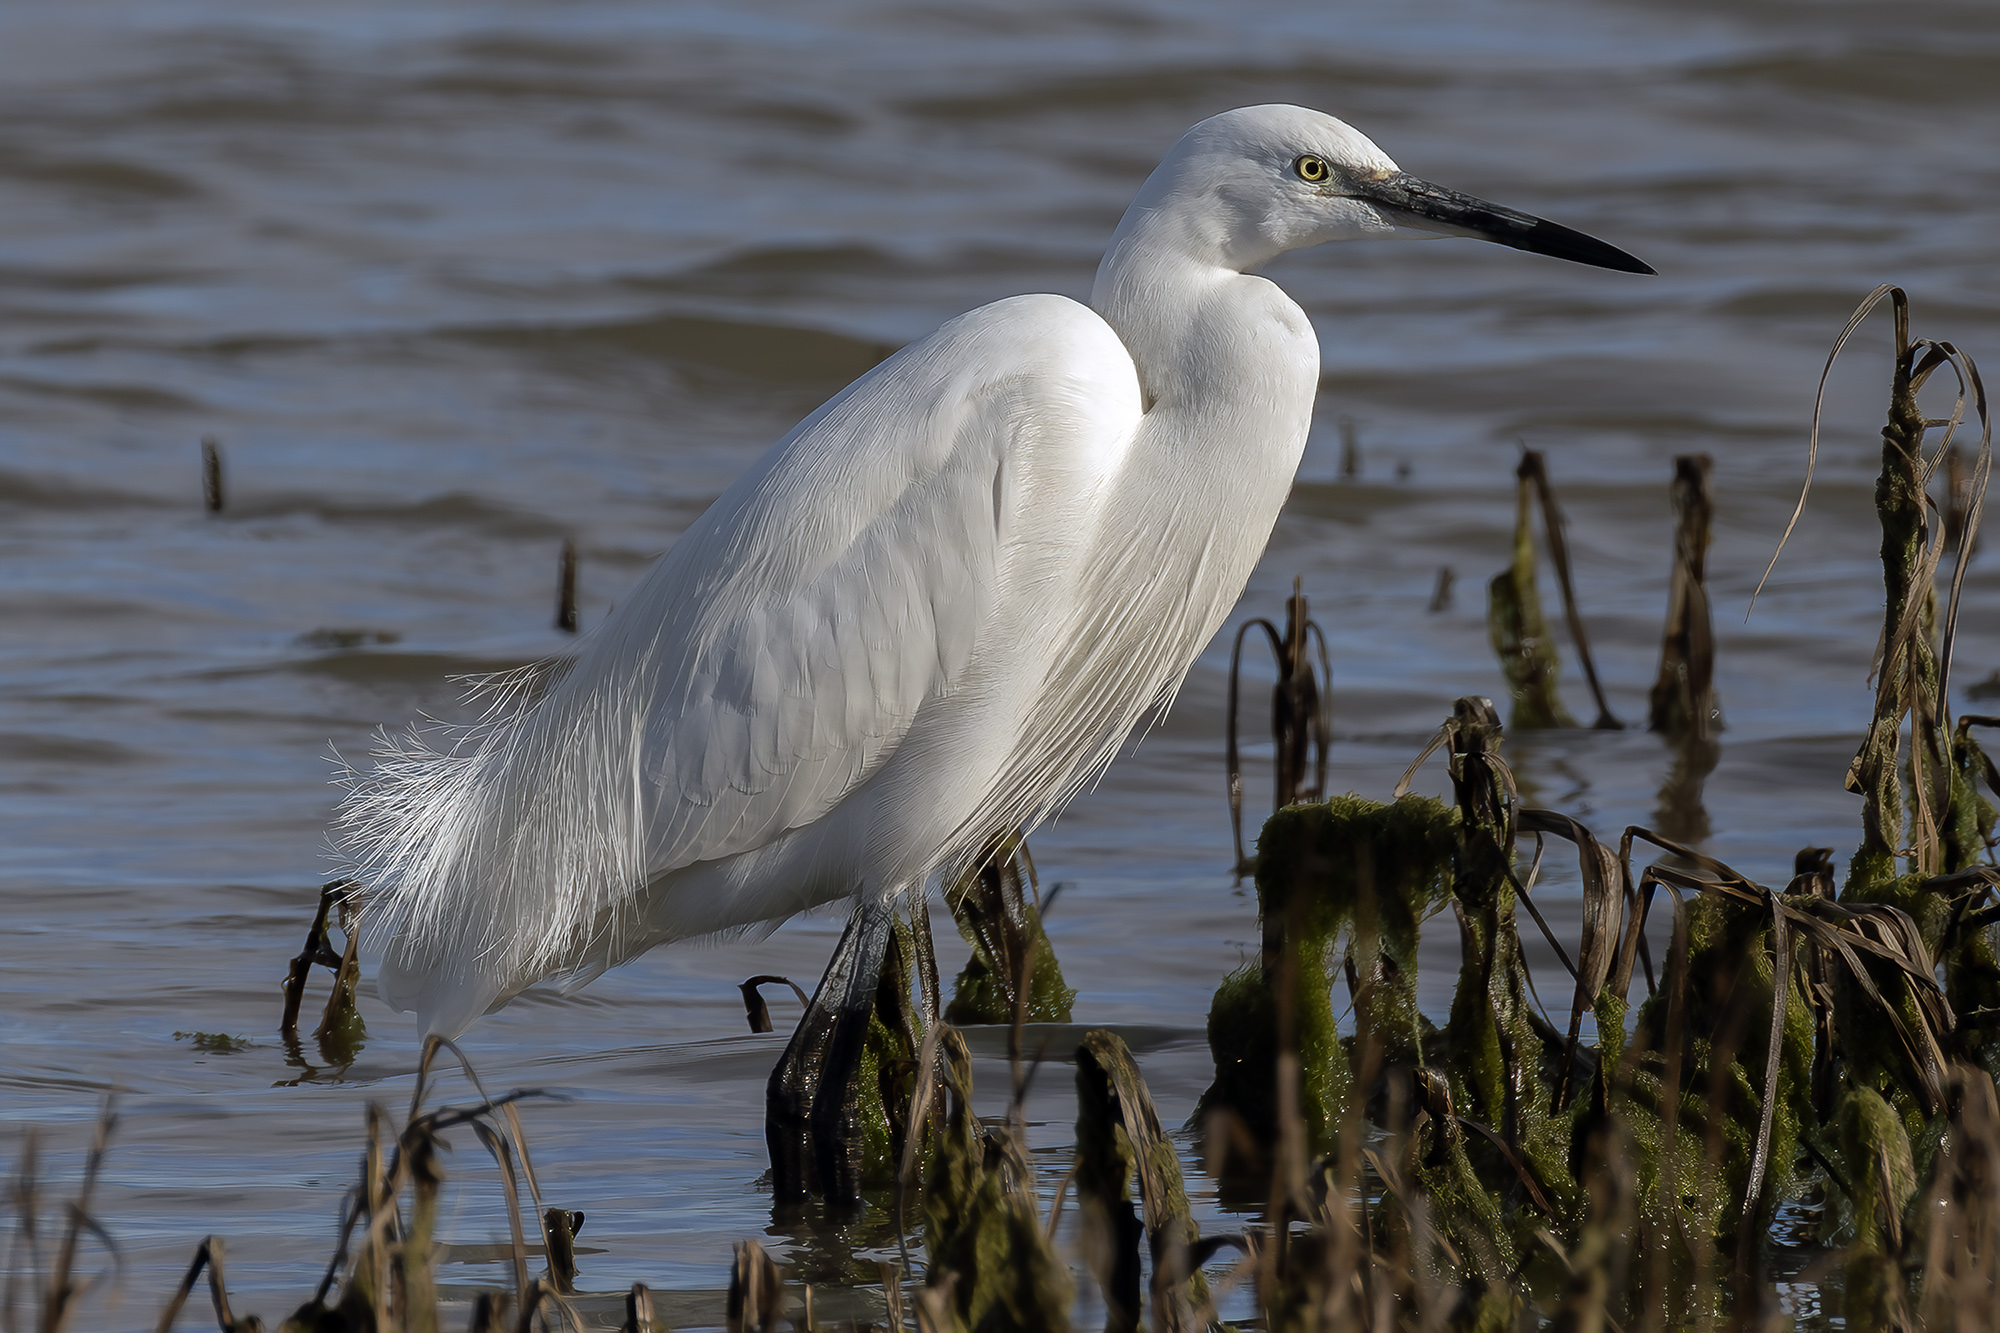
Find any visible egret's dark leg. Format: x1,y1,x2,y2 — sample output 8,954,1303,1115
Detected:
766,895,896,1207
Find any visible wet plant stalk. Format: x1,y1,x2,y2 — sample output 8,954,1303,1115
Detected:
1648,454,1720,742
1489,459,1573,729
1849,294,1937,880
1830,286,1992,884
1226,577,1331,872
1518,452,1620,730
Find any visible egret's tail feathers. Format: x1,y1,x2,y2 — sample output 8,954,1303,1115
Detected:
333,661,651,1036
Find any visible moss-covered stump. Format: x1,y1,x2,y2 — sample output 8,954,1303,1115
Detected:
1627,893,1814,1247
921,1031,1073,1333
1947,906,2000,1081
943,837,1075,1026
1074,1031,1204,1332
1488,460,1575,730
1832,1085,1918,1331
1945,721,1999,877
1198,794,1457,1154
1832,874,1952,1140
1423,699,1584,1234
1436,700,1563,1202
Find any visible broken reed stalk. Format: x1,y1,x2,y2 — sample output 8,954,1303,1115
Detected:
1225,576,1332,872
1073,1031,1202,1333
622,1282,656,1333
1647,454,1721,741
4,1098,119,1333
737,974,811,1034
555,538,578,634
1428,565,1454,613
152,1236,247,1333
726,1239,783,1332
200,437,224,514
135,1040,575,1333
1758,285,1991,883
541,1209,582,1294
1517,451,1620,730
917,1025,1074,1332
1852,290,1952,879
1489,457,1574,730
1489,452,1619,730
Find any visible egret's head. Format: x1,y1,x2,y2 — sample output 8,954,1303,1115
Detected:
1119,104,1652,275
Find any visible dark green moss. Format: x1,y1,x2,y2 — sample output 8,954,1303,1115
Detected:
1833,1085,1916,1330
1948,915,2000,1079
945,928,1074,1025
943,842,1076,1026
1836,873,1950,1139
1197,959,1334,1151
1198,794,1456,1154
1413,1125,1518,1282
922,1035,1073,1332
1488,474,1575,731
1627,893,1813,1243
1945,725,1998,875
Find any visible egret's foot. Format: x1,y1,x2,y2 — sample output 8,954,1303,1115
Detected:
766,897,896,1208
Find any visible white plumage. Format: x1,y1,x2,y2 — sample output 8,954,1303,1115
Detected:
336,105,1648,1039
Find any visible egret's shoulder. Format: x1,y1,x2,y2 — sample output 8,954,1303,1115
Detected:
932,292,1130,366
882,294,1142,440
945,291,1107,336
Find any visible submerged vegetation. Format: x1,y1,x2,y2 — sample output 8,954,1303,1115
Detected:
9,289,1999,1330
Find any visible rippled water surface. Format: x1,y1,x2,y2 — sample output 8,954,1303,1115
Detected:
4,0,1999,1324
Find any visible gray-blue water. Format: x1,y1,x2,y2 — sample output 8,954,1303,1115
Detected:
4,1,1998,1325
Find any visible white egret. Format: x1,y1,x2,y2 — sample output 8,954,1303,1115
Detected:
336,104,1650,1201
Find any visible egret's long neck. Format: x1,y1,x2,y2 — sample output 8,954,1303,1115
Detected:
1090,234,1213,407
1079,195,1321,719
1085,193,1320,631
1088,207,1319,426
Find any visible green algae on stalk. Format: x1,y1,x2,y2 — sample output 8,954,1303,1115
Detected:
1198,792,1458,1153
920,1028,1073,1333
1435,700,1551,1175
1488,461,1573,730
1833,1085,1916,1329
1647,454,1722,743
1626,892,1815,1245
943,834,1074,1026
1489,451,1622,732
1074,1030,1204,1332
1794,287,1994,890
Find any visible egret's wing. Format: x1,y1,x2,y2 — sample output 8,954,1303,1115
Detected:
338,294,1143,1034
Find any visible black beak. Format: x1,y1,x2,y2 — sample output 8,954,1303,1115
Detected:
1356,171,1655,275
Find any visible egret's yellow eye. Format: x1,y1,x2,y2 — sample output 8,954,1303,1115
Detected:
1293,154,1330,184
